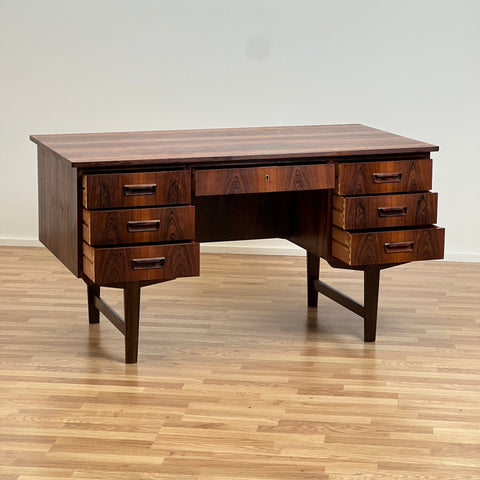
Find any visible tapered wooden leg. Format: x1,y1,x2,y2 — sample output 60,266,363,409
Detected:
124,282,141,364
364,266,380,342
87,285,100,324
307,251,320,307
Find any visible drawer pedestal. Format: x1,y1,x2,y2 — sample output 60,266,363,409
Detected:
331,158,444,267
81,168,199,362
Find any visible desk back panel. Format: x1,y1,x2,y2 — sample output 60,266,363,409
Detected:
193,192,294,243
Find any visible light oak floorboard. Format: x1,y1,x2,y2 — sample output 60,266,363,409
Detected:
0,246,479,479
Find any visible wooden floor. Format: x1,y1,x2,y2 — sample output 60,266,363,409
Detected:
0,246,479,480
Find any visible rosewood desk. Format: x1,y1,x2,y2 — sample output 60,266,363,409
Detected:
31,124,445,363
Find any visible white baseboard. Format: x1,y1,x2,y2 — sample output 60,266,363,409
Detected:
0,238,43,247
200,239,306,256
442,252,480,263
1,238,478,262
200,241,480,262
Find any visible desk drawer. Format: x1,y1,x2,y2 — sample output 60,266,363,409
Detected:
335,158,432,195
333,192,438,230
83,206,195,246
194,163,334,196
332,226,445,266
83,170,191,209
83,242,200,284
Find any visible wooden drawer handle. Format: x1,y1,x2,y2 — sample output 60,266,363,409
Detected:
126,220,161,233
131,257,165,270
123,184,157,196
377,206,407,218
384,241,414,254
373,172,402,184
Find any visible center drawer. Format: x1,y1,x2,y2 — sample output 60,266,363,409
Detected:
194,163,334,196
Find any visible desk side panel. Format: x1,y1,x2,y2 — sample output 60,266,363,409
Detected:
38,146,80,276
288,189,332,259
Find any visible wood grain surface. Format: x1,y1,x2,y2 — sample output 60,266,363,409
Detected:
30,124,439,168
333,192,438,230
83,242,200,284
194,163,334,196
82,170,191,209
332,226,445,266
335,158,433,196
288,189,333,260
0,247,479,479
194,192,293,243
37,146,80,276
83,206,195,246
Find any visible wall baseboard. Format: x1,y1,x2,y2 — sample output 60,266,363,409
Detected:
200,242,480,262
0,238,43,247
200,240,306,257
441,252,480,263
0,238,478,262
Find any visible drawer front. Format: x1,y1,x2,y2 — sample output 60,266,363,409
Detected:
332,226,445,266
83,170,191,209
333,192,438,230
335,158,432,195
83,206,195,246
194,163,334,196
83,242,200,284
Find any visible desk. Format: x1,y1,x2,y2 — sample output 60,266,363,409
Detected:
31,124,445,363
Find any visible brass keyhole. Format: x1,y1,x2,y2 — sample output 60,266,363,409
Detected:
265,174,269,182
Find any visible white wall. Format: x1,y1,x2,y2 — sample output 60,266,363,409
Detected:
1,0,479,260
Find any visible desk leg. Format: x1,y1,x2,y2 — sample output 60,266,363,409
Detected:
364,266,380,342
309,260,382,341
307,252,320,307
124,282,141,364
87,285,100,324
85,281,142,363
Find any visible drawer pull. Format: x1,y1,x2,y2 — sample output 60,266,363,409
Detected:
373,172,402,184
126,220,161,233
131,257,165,270
377,206,407,218
123,184,157,196
384,241,414,254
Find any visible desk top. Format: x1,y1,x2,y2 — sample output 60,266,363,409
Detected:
30,124,438,168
